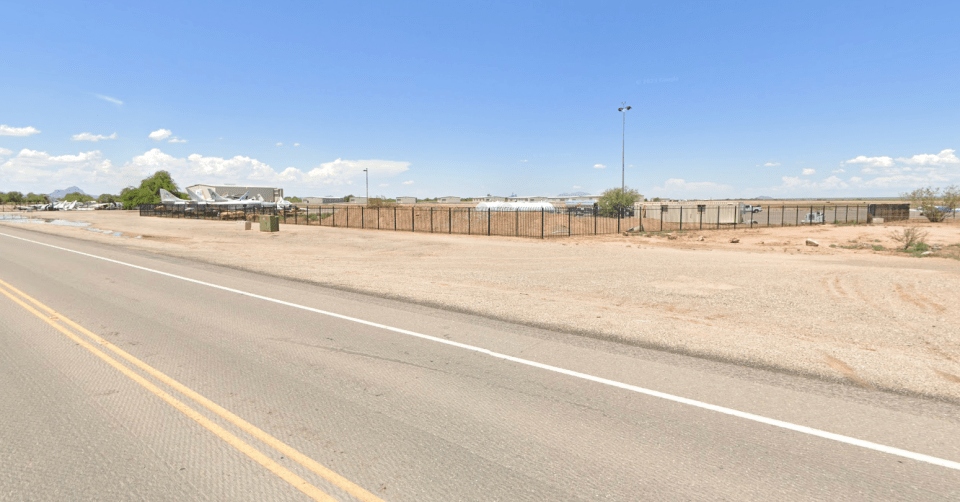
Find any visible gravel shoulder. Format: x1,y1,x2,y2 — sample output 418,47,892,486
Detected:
3,211,959,402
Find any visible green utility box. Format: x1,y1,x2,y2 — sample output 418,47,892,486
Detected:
260,215,279,232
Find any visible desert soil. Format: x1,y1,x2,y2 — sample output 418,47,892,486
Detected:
3,211,959,402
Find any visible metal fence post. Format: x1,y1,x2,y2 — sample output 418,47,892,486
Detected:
449,208,452,234
617,208,621,233
516,209,519,237
394,207,397,231
717,205,721,230
594,205,597,235
412,207,415,232
468,208,471,235
679,207,683,231
568,209,571,236
378,207,381,229
796,206,799,226
488,209,491,236
541,208,545,239
430,208,434,233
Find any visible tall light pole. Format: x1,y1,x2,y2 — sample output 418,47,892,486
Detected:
618,103,632,195
363,168,369,201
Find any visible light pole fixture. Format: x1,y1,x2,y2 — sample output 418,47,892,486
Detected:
618,103,632,195
363,168,369,201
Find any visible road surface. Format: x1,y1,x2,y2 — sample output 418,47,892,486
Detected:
1,224,958,501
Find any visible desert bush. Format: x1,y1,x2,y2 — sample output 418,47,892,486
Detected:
598,186,640,217
890,227,928,250
367,195,396,208
902,186,958,222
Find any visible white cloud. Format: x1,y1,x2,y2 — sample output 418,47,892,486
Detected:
845,155,894,168
402,180,414,185
652,178,733,196
763,162,781,167
378,183,389,187
96,94,123,105
801,168,816,175
0,148,129,194
593,163,606,169
0,125,41,137
122,150,412,191
149,129,172,141
294,143,300,147
0,147,12,157
276,142,283,146
304,158,411,186
2,145,414,196
832,168,845,174
572,185,581,189
897,149,960,166
520,159,528,162
168,138,187,143
72,132,117,142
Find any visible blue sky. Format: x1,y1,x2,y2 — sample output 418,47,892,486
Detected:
2,1,958,199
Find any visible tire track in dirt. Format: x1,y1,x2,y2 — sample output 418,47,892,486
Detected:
822,354,876,389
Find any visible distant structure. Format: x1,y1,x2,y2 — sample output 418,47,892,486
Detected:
303,196,345,204
186,184,283,202
476,195,506,202
396,196,417,204
437,196,461,203
350,197,368,204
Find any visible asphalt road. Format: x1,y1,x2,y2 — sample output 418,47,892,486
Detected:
1,224,959,501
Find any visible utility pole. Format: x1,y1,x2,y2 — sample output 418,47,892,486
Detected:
618,102,632,195
363,168,369,201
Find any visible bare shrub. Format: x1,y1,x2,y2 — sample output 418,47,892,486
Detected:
367,195,396,208
890,227,928,250
902,186,958,222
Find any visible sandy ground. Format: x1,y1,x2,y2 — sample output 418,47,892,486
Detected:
3,211,959,402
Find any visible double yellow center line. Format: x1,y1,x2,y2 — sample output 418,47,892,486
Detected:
0,277,385,502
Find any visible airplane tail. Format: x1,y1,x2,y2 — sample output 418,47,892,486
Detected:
188,189,206,202
239,191,250,200
210,190,230,202
159,188,181,202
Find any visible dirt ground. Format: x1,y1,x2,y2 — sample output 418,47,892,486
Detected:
3,211,959,402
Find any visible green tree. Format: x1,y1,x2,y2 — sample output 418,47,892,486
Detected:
343,194,353,202
97,193,120,203
64,191,95,202
597,186,640,217
4,191,24,204
284,196,303,203
121,170,184,209
25,192,49,204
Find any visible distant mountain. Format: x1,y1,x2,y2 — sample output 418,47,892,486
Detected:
754,195,774,200
557,191,591,197
49,186,88,199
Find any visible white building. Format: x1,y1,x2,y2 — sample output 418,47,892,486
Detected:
437,196,461,203
303,197,346,204
396,196,417,204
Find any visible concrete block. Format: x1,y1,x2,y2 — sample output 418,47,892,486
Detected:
260,215,279,232
870,217,884,225
238,220,251,231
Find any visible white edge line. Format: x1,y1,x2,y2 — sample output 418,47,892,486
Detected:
3,230,959,472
